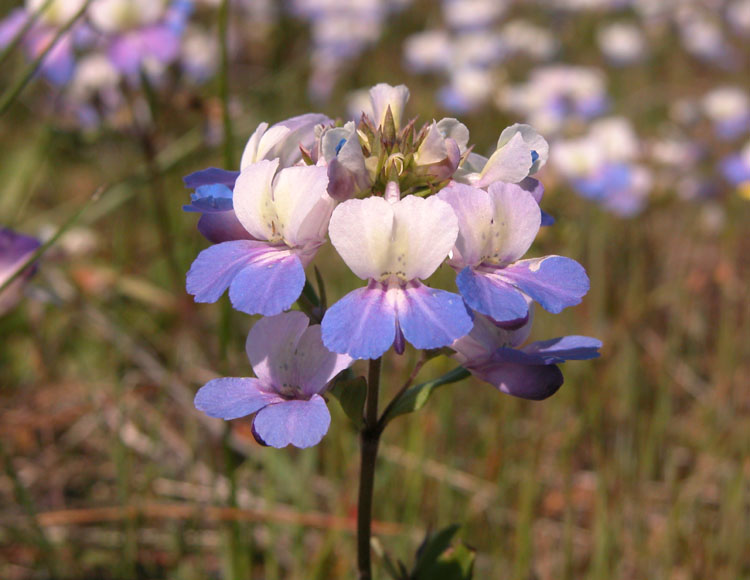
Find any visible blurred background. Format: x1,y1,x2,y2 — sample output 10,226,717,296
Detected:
1,0,749,578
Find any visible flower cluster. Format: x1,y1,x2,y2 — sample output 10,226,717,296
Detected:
186,83,600,448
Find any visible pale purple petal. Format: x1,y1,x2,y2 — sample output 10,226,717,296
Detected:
253,395,331,448
437,182,493,268
186,240,265,304
486,181,541,264
322,285,396,359
519,177,544,204
474,132,533,187
293,326,353,396
194,377,283,420
456,267,529,326
246,311,310,387
497,256,590,314
395,283,473,350
228,249,305,316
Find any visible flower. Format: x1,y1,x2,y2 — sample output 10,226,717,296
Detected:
183,114,331,243
0,228,41,316
186,159,334,316
452,310,601,400
194,311,353,448
438,181,589,326
456,124,548,188
321,190,473,359
320,121,372,201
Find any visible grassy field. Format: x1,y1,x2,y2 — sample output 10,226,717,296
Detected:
1,1,749,578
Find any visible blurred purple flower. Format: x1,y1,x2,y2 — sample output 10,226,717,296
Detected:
0,227,41,316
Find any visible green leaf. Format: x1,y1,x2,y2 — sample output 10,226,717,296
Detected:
415,542,475,580
381,367,470,426
412,525,475,580
413,525,460,576
329,376,367,428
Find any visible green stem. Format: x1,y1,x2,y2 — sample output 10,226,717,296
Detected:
357,357,382,579
218,0,235,168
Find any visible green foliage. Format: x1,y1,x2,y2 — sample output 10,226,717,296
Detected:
329,375,368,428
381,367,471,426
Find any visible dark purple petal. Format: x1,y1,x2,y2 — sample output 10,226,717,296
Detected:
196,212,253,244
456,267,529,326
396,283,473,350
321,284,396,359
194,377,282,420
252,395,331,448
497,256,589,314
183,168,241,190
471,359,564,400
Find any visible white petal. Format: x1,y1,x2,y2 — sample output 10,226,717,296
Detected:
328,196,395,280
476,132,533,186
232,159,280,240
391,195,458,281
437,182,493,268
239,122,269,170
486,181,541,264
369,83,410,129
271,165,332,246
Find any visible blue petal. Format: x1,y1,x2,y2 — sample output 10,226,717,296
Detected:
252,395,331,448
498,256,589,314
186,240,262,304
456,267,529,326
194,377,282,420
540,210,555,227
522,336,602,363
396,284,473,350
184,184,234,213
228,251,305,316
322,285,396,359
183,167,241,190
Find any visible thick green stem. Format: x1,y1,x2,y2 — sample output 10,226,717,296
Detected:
357,357,382,579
